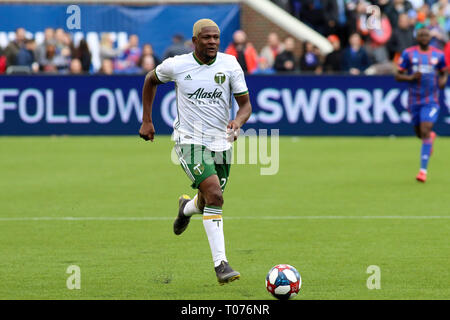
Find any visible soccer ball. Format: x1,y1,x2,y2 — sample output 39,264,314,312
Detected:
265,264,301,300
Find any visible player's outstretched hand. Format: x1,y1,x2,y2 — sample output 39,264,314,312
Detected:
139,121,155,142
227,120,240,142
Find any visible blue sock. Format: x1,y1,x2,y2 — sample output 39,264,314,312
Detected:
420,138,432,172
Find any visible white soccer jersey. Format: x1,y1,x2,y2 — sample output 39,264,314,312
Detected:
155,52,248,151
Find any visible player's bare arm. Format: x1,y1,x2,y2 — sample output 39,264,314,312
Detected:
139,69,162,141
438,69,448,89
395,70,421,83
227,93,252,141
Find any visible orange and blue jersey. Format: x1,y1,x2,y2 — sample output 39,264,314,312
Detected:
397,45,446,107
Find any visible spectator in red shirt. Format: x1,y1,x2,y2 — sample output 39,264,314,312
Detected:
225,30,259,74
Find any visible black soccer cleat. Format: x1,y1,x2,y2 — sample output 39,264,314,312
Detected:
173,195,191,235
215,261,240,285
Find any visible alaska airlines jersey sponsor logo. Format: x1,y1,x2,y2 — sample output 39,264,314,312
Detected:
187,88,223,99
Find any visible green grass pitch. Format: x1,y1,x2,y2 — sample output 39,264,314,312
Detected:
0,136,449,299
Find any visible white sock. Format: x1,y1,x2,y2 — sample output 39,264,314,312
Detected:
203,206,227,267
183,194,202,217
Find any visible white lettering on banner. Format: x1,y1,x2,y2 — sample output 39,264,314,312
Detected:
319,89,346,124
0,89,19,122
256,89,283,123
90,89,116,124
0,88,142,124
159,88,414,127
161,91,177,127
445,88,450,124
18,89,44,124
281,88,320,123
347,89,372,123
373,89,401,123
69,89,90,123
0,86,439,126
46,90,68,124
444,88,450,112
115,89,142,122
399,90,411,122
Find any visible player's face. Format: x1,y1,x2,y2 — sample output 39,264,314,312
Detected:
417,29,431,47
195,26,220,60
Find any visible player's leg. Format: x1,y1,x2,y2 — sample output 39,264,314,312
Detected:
173,144,209,235
416,105,440,182
182,193,202,217
416,121,433,182
199,174,239,284
196,190,205,211
194,149,230,212
414,125,421,139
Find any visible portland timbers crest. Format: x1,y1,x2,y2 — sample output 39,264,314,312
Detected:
214,72,226,84
193,163,205,176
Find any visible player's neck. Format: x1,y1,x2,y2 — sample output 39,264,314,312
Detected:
193,51,216,65
418,44,430,53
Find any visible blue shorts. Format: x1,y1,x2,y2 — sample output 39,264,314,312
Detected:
410,104,440,126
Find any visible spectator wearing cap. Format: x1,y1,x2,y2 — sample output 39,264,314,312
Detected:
225,30,259,74
342,32,370,75
324,34,343,73
163,34,192,60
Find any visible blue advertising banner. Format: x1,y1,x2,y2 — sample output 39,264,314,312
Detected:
0,4,240,70
0,75,449,136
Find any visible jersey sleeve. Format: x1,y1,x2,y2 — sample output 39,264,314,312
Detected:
230,57,249,97
398,50,410,72
154,57,175,83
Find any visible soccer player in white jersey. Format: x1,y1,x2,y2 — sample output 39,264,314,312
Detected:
139,19,252,284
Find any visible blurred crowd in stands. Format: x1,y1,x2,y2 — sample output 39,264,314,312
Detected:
269,0,450,74
2,0,450,75
0,28,193,75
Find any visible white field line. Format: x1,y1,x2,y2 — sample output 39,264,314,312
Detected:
0,216,449,221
